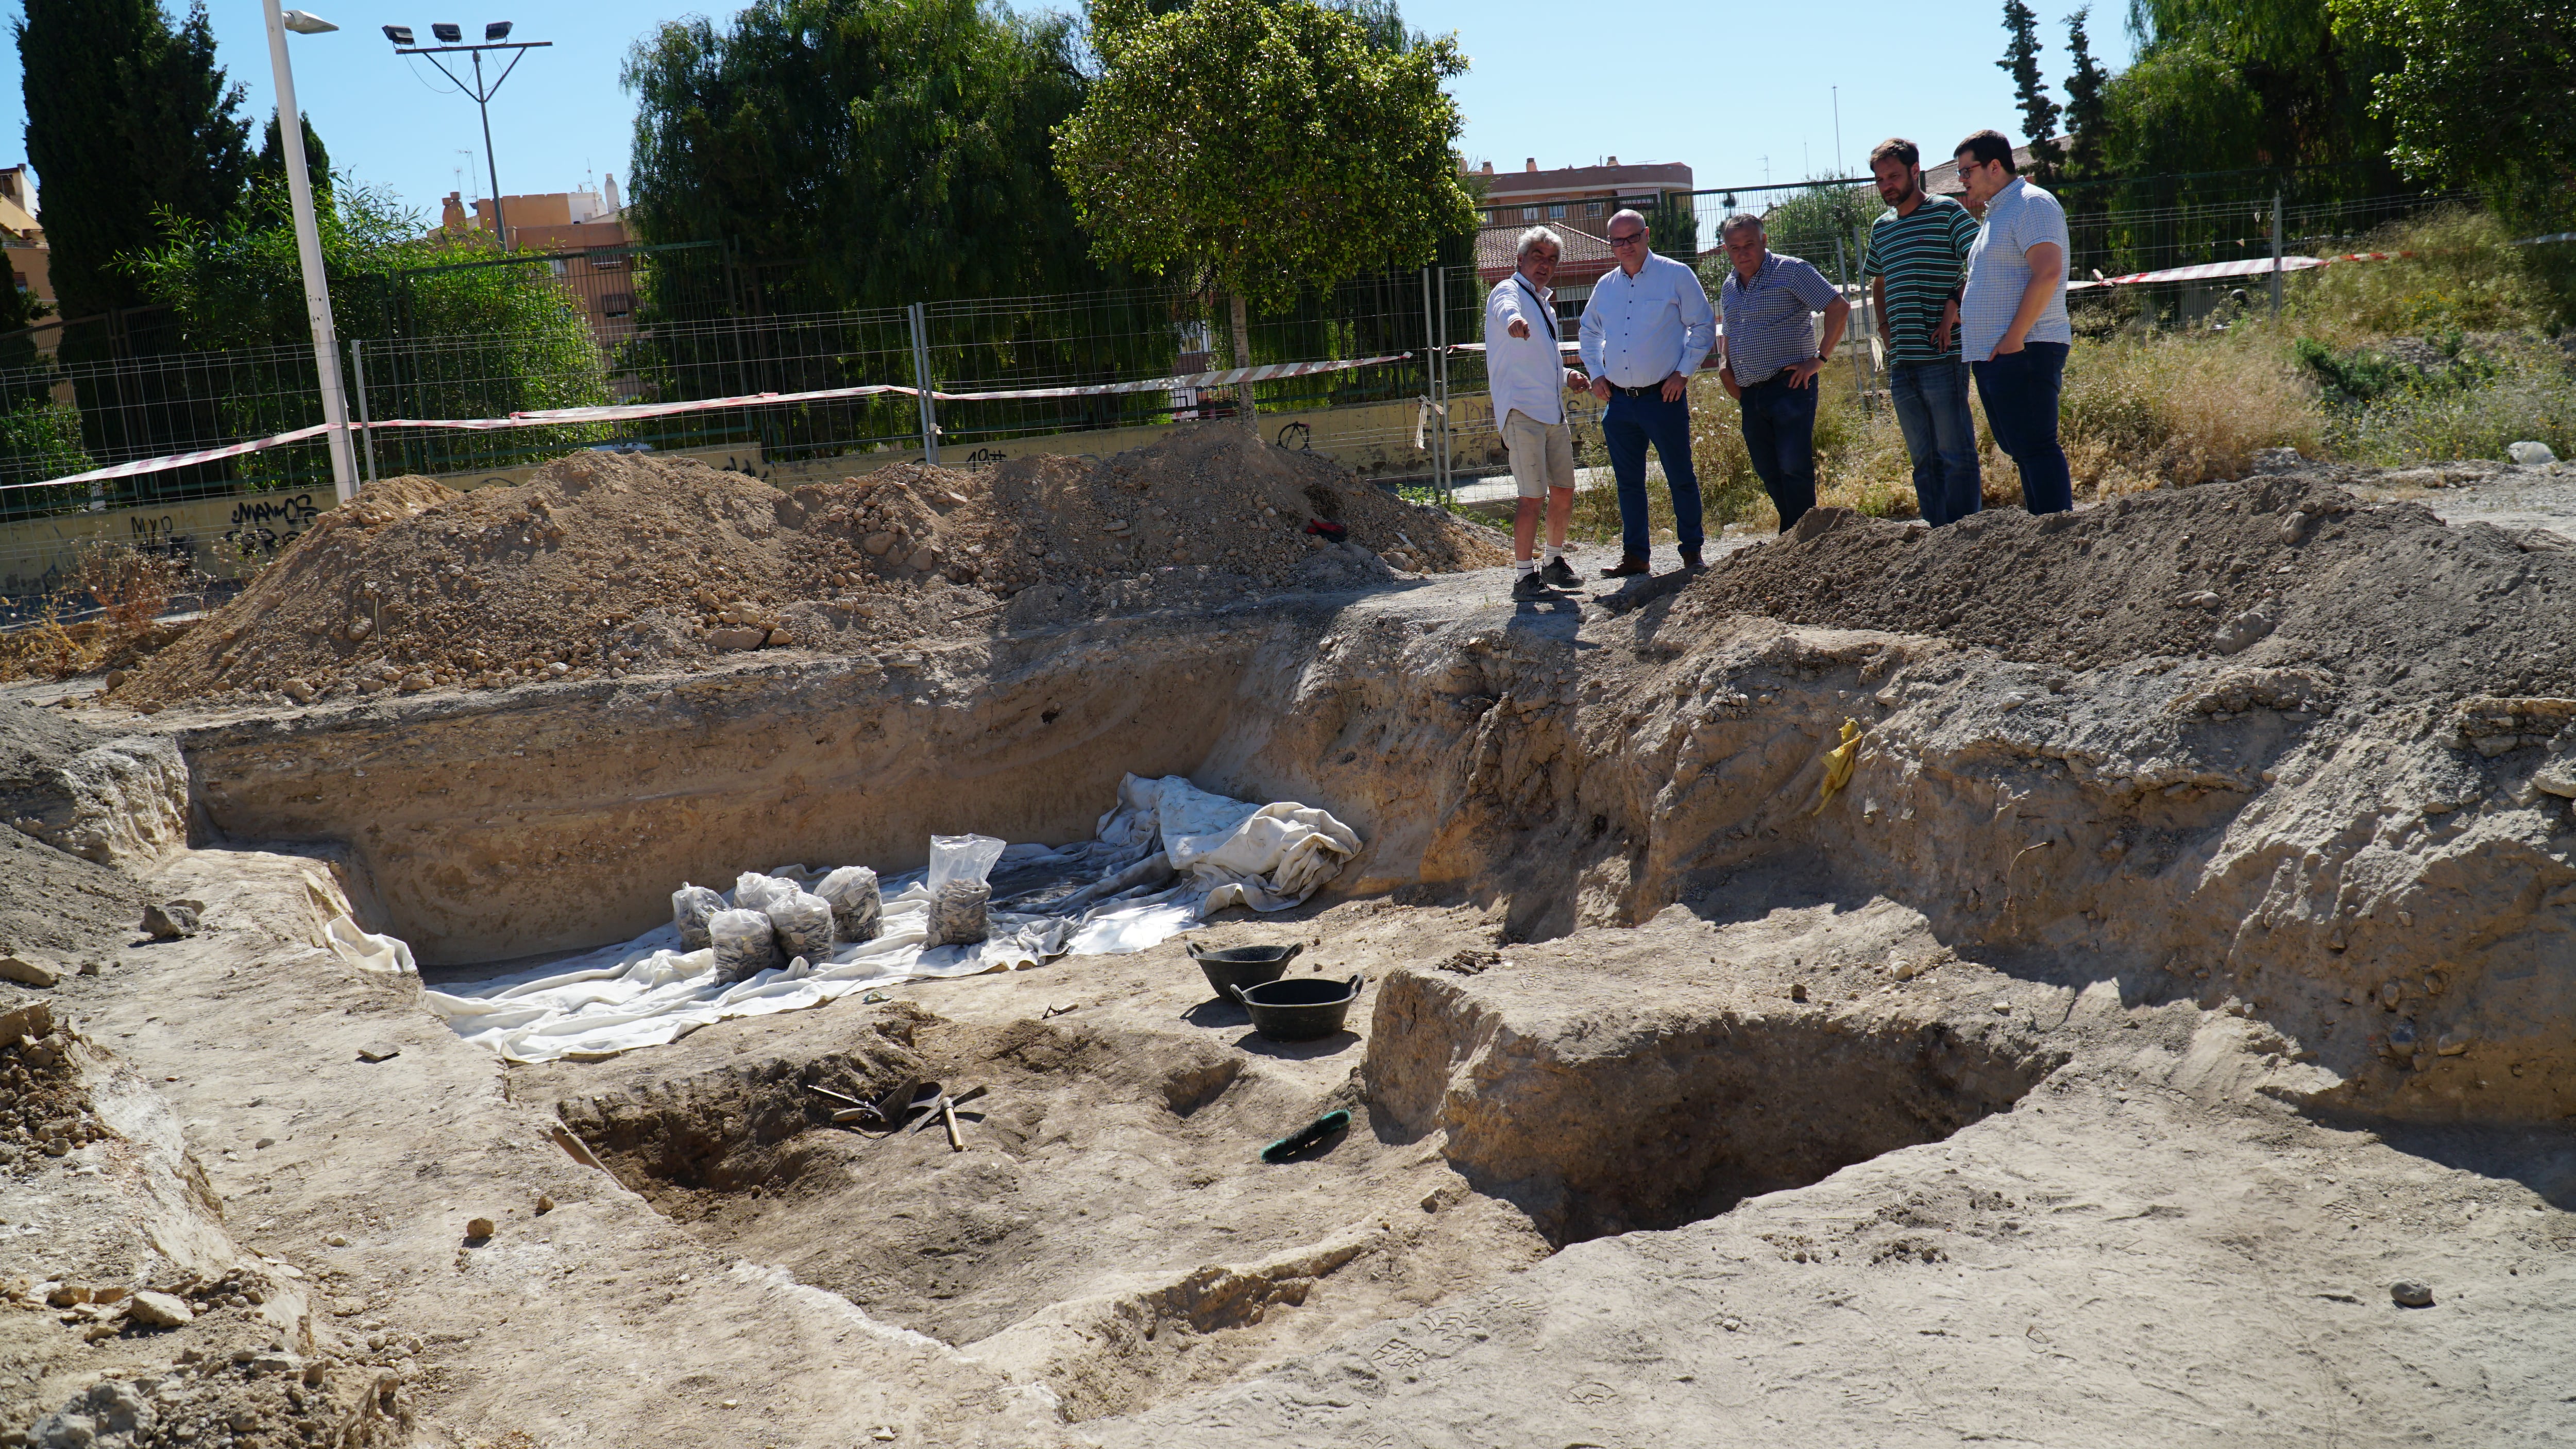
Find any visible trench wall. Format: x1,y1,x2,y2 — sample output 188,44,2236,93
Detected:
172,585,2576,1122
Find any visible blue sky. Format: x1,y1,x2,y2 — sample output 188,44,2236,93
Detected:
1,0,2136,226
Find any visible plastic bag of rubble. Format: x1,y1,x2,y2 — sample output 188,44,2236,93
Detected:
925,833,1006,947
707,908,780,982
732,871,800,915
816,865,883,943
671,883,724,951
767,889,835,964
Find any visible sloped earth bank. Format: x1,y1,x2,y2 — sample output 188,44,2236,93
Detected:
6,470,2574,1445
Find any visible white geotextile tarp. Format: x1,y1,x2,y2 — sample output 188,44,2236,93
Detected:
415,775,1360,1063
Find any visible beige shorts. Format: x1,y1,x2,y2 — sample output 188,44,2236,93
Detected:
1501,408,1575,499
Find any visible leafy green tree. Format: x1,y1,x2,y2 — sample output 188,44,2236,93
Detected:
2096,1,2397,191
122,178,610,486
622,0,1105,312
0,284,88,507
1997,1,2063,180
14,0,251,321
2330,0,2576,227
2061,8,2110,180
1055,0,1477,420
252,109,332,212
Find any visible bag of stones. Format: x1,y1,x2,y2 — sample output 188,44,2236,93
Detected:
670,883,724,950
816,866,883,943
707,908,779,982
924,833,1006,947
766,889,835,964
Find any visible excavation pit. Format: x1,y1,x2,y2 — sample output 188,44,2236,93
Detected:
517,893,2070,1419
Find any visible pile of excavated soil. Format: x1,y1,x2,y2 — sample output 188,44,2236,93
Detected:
112,427,1507,710
1679,471,2576,708
0,702,147,964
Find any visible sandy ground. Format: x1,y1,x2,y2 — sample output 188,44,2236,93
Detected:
5,457,2574,1446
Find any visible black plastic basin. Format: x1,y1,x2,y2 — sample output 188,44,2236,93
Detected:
1227,973,1365,1042
1188,940,1302,999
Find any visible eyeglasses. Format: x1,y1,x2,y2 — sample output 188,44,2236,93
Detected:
1607,231,1645,246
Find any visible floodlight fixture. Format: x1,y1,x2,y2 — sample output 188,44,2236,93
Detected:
279,10,338,34
385,22,554,251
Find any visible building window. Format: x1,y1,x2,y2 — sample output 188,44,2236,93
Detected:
1521,206,1540,221
1548,203,1566,219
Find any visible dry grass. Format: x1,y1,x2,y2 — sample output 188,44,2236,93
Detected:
1562,330,2319,543
2058,330,2324,494
0,542,198,683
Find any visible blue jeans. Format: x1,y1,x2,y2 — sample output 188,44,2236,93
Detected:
1602,387,1703,559
1971,341,2073,515
1889,358,1982,526
1737,372,1818,533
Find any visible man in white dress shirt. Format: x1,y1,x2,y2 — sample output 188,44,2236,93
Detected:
1579,208,1717,577
1485,226,1593,601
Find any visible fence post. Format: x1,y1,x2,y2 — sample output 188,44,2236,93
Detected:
1421,267,1439,492
1436,267,1452,496
2269,191,2284,316
349,339,377,489
1834,230,1866,416
907,301,939,465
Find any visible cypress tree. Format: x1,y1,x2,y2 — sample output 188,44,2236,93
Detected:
2061,8,2110,180
16,0,251,321
1996,0,2063,181
253,110,334,211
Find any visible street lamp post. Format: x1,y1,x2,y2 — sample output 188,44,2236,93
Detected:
262,7,359,502
384,23,552,251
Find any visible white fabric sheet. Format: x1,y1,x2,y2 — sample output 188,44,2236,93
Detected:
415,774,1358,1063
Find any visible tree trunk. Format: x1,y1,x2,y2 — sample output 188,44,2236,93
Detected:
1230,291,1257,434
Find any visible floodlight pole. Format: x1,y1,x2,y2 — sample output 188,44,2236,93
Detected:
397,37,552,251
262,5,359,502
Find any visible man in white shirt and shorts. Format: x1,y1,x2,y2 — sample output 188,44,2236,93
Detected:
1485,226,1592,601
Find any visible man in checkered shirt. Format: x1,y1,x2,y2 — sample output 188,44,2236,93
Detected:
1714,213,1851,533
1953,128,2073,514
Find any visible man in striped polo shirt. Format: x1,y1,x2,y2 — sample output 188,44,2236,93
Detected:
1861,138,1983,526
1714,213,1849,533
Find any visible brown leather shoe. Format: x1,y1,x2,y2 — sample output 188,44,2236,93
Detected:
1679,547,1704,570
1599,554,1652,578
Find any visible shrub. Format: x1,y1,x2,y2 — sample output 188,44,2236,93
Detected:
2284,207,2557,345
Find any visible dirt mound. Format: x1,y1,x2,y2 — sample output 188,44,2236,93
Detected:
113,428,1507,710
1678,474,2576,707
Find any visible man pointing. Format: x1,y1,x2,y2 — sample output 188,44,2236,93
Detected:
1485,226,1592,601
1579,208,1716,577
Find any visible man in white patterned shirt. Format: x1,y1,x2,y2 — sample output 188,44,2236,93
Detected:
1579,209,1716,577
1485,227,1592,601
1954,129,2073,514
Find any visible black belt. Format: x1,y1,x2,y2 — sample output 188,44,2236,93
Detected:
1612,383,1663,398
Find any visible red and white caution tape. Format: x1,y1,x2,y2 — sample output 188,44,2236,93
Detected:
12,425,336,491
6,353,1413,493
927,353,1408,401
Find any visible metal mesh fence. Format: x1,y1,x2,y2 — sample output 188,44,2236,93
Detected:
0,169,2500,536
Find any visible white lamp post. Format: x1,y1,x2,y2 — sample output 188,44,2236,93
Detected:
262,6,359,503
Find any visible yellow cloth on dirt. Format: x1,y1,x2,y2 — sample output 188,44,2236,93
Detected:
1812,718,1863,815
